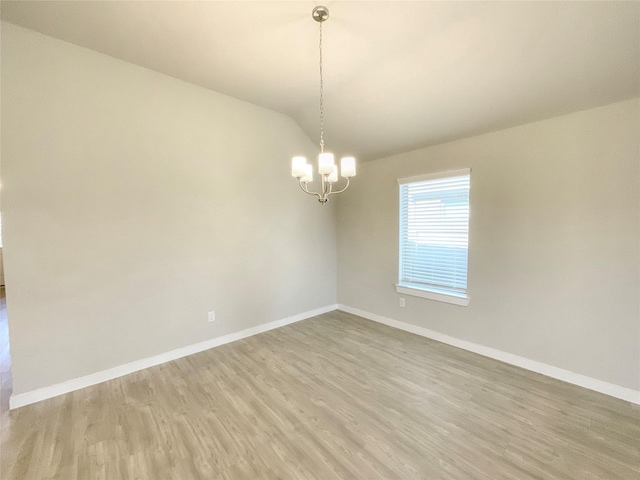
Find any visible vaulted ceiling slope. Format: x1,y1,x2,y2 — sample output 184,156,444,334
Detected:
2,1,639,161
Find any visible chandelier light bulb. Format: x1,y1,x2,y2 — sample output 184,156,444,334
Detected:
327,165,339,183
340,156,356,178
292,156,307,178
301,164,313,183
318,152,335,175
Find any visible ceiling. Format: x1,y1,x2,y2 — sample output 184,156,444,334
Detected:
2,1,639,161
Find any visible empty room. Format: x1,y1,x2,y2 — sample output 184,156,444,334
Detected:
1,1,638,479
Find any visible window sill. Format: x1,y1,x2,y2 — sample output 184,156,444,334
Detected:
395,284,470,307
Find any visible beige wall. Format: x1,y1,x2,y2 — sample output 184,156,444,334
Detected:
1,23,337,395
337,98,640,391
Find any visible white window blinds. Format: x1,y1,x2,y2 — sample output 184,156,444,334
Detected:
398,170,470,298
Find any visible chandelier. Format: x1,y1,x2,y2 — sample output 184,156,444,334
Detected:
291,6,356,205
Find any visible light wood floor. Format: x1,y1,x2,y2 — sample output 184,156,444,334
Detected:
1,310,639,479
0,287,12,439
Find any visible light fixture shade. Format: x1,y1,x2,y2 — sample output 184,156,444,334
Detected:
327,165,338,183
301,163,313,183
292,156,307,178
341,156,356,177
318,152,335,175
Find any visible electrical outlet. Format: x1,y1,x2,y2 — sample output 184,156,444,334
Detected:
399,297,405,308
208,311,216,322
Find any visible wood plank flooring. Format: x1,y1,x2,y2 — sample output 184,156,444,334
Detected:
0,287,11,439
1,310,639,479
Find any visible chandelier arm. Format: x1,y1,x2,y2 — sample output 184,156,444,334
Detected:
329,178,350,195
299,180,323,200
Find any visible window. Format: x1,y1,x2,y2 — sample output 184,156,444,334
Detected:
396,169,470,306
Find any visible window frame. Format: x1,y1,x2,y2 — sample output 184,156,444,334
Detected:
395,169,471,307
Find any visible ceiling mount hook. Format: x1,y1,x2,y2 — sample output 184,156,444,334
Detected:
312,6,329,23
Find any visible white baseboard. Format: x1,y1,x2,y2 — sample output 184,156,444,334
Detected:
338,304,640,405
10,304,338,410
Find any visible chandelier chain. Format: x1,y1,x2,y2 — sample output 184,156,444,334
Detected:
319,20,324,152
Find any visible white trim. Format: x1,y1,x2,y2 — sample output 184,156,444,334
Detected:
338,304,640,405
395,284,469,306
9,304,338,410
397,168,471,185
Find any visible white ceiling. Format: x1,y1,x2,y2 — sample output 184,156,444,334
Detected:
2,1,639,161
